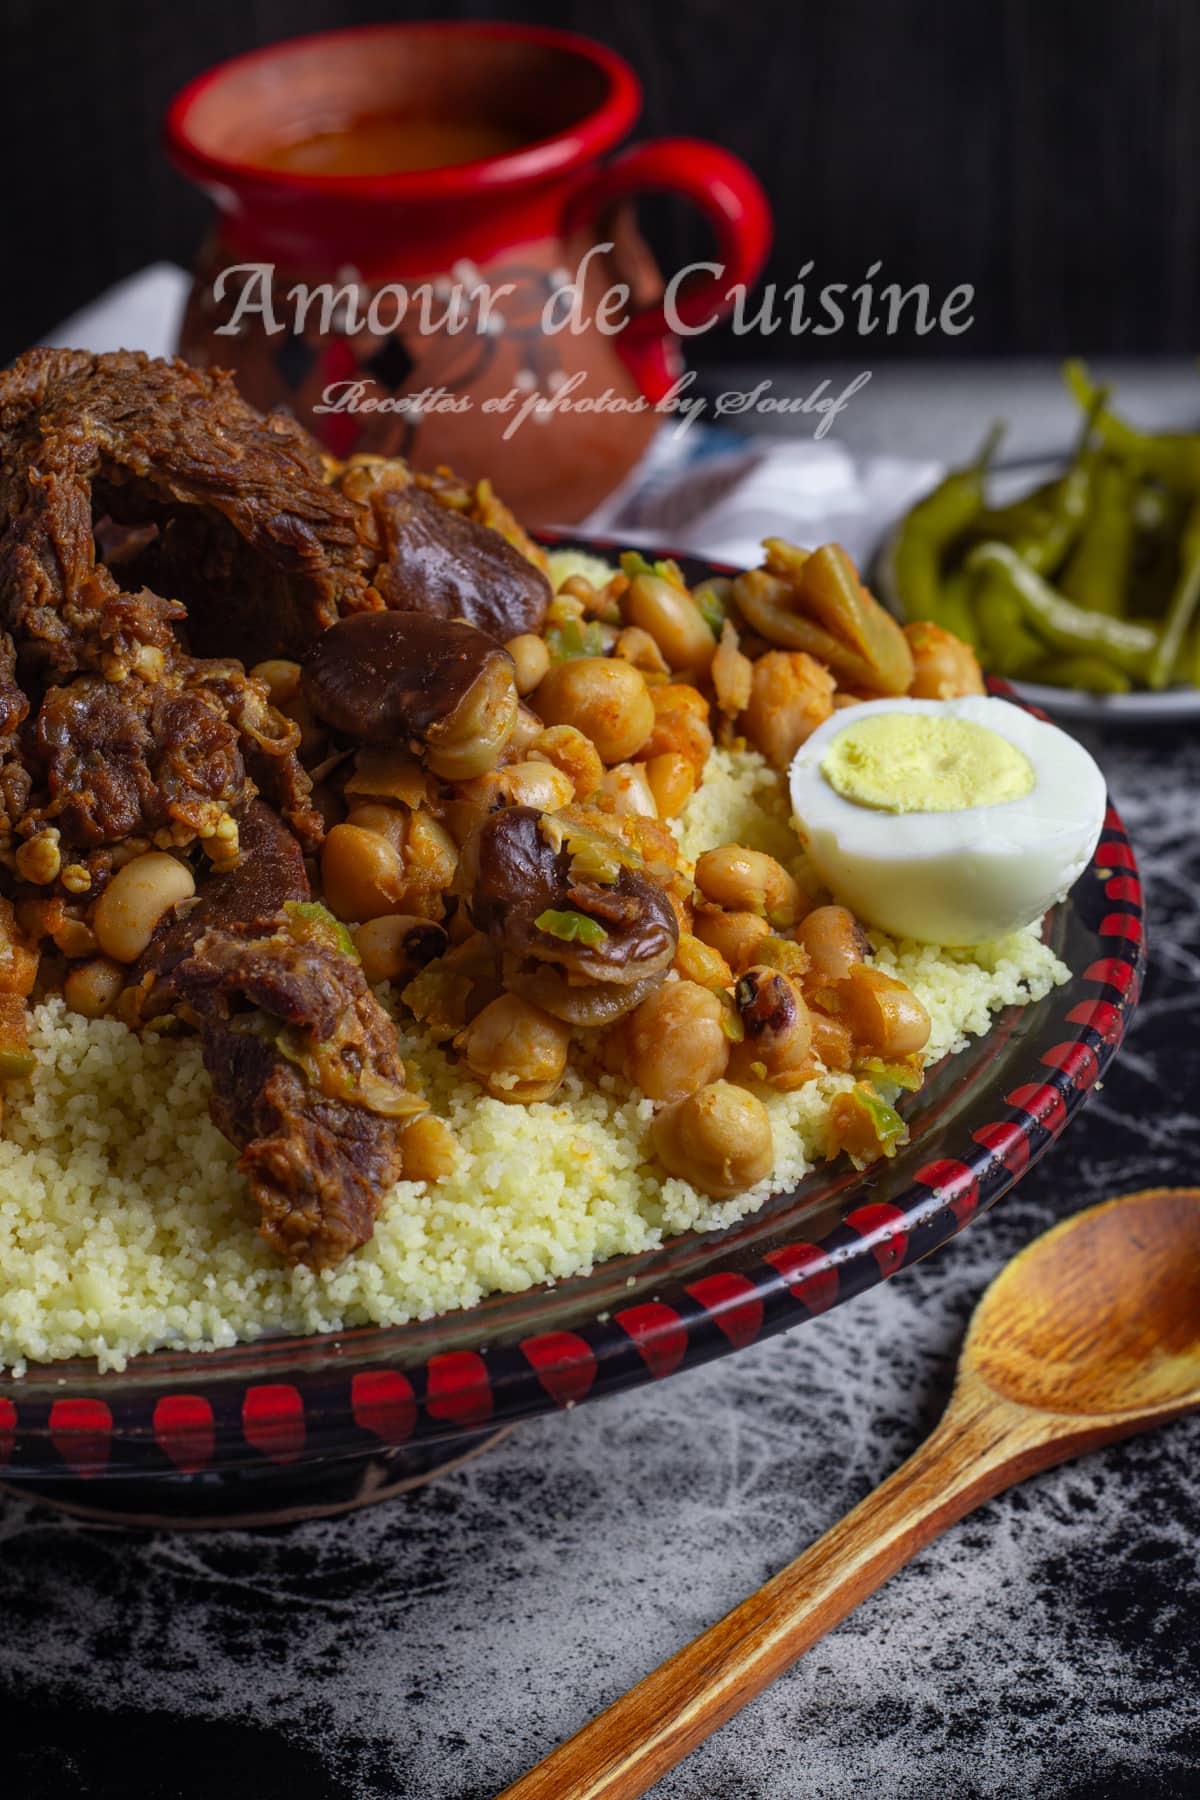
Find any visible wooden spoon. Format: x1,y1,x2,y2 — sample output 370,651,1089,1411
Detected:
498,1188,1200,1800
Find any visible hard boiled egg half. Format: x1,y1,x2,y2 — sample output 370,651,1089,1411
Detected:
788,696,1106,945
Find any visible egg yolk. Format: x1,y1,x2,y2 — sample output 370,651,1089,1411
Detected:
819,713,1036,814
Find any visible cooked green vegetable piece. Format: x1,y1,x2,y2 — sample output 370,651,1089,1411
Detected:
1148,496,1200,690
1064,359,1200,488
1059,456,1135,616
619,550,688,590
545,618,610,661
1022,655,1132,694
854,1055,924,1092
827,1082,909,1169
885,421,1004,641
692,579,729,636
534,908,610,947
284,899,359,961
966,542,1158,680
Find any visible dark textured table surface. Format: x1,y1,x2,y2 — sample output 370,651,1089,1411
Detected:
2,383,1198,1799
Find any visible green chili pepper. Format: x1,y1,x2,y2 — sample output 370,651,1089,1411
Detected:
1148,495,1200,690
1064,360,1200,488
934,569,980,645
1058,456,1134,616
886,421,1005,641
972,386,1106,577
972,573,1047,676
966,541,1158,681
1021,654,1133,695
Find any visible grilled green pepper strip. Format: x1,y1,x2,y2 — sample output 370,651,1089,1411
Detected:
1148,496,1200,690
1064,360,1200,488
1059,456,1134,616
886,421,1004,640
966,541,1158,680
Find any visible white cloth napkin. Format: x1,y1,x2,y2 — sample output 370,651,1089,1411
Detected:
40,264,940,569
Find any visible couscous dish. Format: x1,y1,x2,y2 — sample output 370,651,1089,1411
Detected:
0,350,1092,1373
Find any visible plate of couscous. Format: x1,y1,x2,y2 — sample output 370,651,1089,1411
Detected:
0,352,1143,1520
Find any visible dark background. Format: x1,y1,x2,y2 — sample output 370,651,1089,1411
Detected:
2,0,1197,366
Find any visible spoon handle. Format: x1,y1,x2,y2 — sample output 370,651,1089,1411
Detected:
496,1378,1063,1800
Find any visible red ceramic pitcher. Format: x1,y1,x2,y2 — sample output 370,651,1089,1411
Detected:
166,21,770,522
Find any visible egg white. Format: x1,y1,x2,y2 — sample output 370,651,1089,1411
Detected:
788,696,1107,945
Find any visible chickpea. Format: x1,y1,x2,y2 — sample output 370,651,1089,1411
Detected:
644,751,695,820
505,633,551,697
712,619,753,718
740,650,835,769
321,823,408,923
508,703,544,756
795,905,871,986
15,829,61,887
51,916,98,959
339,805,457,918
651,1080,774,1198
534,657,654,765
599,762,658,819
809,1007,853,1071
624,571,716,677
93,852,196,963
400,1113,459,1182
693,908,770,974
623,980,730,1101
904,621,985,700
444,761,575,847
277,689,325,760
529,724,604,800
495,761,576,812
638,684,713,779
456,993,571,1103
352,914,448,985
839,965,931,1059
673,931,733,991
63,955,126,1019
344,802,406,850
728,966,814,1089
614,626,670,677
250,658,302,707
694,846,802,928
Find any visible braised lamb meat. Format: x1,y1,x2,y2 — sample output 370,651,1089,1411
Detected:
0,348,373,672
165,905,418,1267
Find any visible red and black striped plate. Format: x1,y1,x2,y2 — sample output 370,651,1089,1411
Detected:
0,542,1145,1506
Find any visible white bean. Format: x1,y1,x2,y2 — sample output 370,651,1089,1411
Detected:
93,853,195,963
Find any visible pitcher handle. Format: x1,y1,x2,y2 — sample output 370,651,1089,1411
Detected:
564,137,772,403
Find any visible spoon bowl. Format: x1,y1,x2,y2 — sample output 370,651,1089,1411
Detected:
967,1187,1200,1418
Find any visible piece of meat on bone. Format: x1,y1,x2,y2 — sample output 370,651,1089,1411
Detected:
130,820,418,1267
174,911,421,1268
